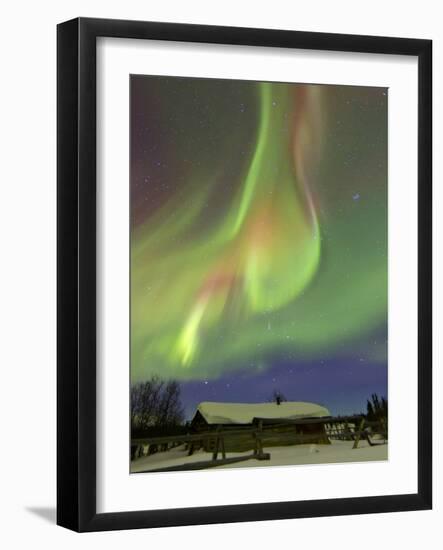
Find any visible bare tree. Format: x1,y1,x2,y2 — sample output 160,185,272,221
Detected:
158,380,184,425
131,376,184,431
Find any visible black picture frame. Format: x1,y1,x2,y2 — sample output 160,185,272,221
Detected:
57,17,432,532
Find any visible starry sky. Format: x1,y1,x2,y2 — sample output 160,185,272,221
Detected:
130,75,388,420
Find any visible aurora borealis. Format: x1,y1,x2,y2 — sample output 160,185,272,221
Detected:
130,75,387,418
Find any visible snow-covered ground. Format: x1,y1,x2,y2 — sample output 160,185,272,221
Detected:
131,439,388,473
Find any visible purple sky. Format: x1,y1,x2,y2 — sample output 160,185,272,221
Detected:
181,356,387,421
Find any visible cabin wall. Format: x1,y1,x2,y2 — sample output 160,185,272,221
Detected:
192,420,330,452
252,423,330,450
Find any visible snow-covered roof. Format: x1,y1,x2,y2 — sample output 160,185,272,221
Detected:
195,401,330,425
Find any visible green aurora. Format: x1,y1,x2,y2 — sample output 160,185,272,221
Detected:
130,78,387,383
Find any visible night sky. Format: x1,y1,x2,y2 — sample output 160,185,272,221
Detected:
130,75,388,420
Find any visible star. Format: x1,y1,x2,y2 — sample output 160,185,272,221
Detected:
130,75,388,421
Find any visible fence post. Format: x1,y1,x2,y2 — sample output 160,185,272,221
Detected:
212,425,221,461
352,418,366,449
254,420,264,457
220,436,226,459
212,436,219,460
380,417,387,442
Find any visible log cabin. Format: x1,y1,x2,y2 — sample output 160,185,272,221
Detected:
190,401,331,452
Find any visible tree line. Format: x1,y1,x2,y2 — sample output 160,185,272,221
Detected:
365,393,388,422
131,376,185,433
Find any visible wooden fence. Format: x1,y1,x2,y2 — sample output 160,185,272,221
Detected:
132,427,271,471
131,415,387,472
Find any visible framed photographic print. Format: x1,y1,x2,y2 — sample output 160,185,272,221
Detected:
57,17,432,531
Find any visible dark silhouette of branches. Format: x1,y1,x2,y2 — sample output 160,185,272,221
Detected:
365,393,388,437
131,376,184,431
365,393,388,422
